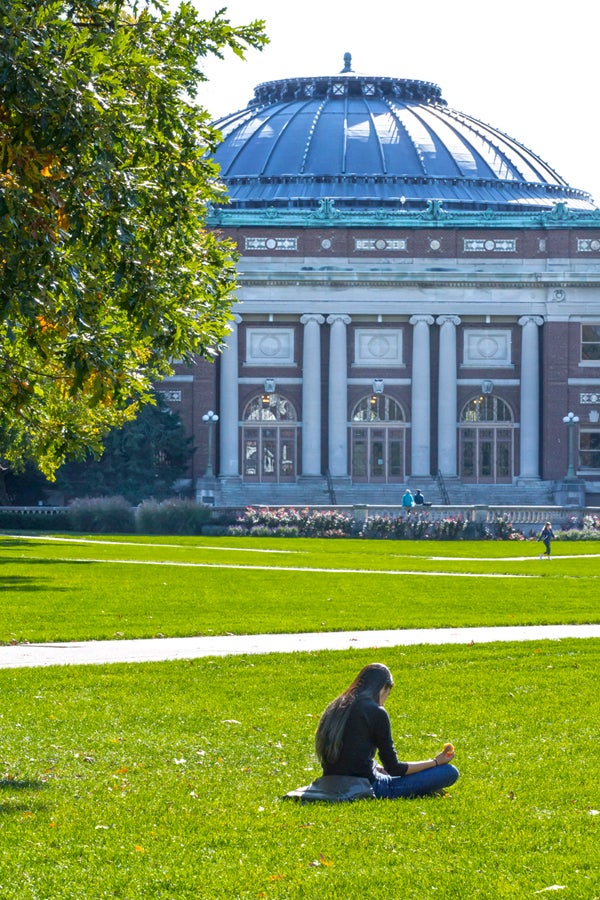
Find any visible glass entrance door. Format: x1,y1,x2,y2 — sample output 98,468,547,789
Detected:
243,426,296,482
460,427,513,483
351,426,405,482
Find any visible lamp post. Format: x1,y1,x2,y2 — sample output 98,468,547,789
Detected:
562,411,580,481
202,410,219,477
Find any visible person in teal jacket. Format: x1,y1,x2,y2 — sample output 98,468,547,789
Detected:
401,489,414,508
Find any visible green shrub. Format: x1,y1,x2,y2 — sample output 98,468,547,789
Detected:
136,498,211,535
0,508,71,531
362,512,468,540
67,496,135,533
233,507,353,537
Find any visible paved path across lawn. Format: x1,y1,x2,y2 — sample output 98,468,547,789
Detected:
1,624,600,669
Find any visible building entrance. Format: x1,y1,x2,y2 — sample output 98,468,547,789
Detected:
459,396,513,483
351,395,406,483
242,394,297,483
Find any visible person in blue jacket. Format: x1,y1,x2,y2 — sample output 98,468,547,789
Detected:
538,521,555,558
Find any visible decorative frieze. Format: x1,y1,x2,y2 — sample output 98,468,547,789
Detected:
463,238,516,252
246,328,295,365
463,329,512,367
157,390,182,402
244,236,298,251
354,329,403,366
577,238,600,252
354,238,407,251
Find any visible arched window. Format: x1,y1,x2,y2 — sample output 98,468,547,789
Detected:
351,394,406,483
459,395,514,483
242,393,297,482
244,393,297,422
352,395,405,422
460,395,513,423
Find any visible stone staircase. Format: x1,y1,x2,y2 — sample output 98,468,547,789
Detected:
200,476,558,510
438,481,556,507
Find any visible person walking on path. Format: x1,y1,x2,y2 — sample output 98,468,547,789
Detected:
315,663,459,799
538,521,555,559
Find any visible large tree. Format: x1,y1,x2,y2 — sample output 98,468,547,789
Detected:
53,390,194,503
0,0,265,476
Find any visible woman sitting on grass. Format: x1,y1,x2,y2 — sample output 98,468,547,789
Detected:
315,663,459,799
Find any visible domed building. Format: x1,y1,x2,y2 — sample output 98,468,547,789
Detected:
162,56,600,507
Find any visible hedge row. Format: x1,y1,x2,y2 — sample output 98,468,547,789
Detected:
234,508,495,540
1,502,599,540
233,508,600,541
0,498,219,535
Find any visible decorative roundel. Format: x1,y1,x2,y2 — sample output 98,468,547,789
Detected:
367,335,391,358
476,336,500,358
258,335,284,356
265,238,277,250
375,239,387,250
429,239,441,250
484,240,495,251
321,238,332,249
591,240,600,251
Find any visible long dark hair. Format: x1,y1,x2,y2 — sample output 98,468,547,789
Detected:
314,663,393,767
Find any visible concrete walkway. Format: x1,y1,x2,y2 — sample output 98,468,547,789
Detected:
1,624,600,669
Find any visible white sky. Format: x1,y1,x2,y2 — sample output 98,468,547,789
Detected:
191,0,600,207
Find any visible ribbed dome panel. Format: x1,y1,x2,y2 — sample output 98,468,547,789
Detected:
212,73,594,211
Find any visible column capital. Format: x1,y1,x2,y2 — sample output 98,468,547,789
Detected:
436,315,461,327
518,315,544,327
232,313,243,325
300,314,325,325
326,314,351,326
409,314,434,326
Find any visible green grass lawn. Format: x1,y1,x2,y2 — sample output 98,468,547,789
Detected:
2,533,598,898
1,534,600,643
1,641,599,899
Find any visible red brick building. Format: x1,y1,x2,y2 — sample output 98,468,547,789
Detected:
160,58,600,507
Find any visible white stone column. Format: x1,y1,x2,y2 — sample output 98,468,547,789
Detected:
409,315,434,477
327,314,351,477
219,314,241,477
518,315,544,479
301,314,325,476
436,315,461,477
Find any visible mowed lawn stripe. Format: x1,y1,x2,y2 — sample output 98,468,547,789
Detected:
15,553,540,577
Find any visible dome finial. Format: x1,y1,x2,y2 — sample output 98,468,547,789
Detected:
341,52,353,73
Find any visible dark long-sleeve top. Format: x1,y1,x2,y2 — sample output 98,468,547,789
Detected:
322,696,409,780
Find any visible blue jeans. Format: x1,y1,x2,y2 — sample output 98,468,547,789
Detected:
372,764,459,799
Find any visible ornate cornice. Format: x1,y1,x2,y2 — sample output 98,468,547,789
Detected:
207,199,600,231
239,276,600,289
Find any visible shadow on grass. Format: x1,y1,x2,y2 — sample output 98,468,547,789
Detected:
0,557,94,592
0,538,43,548
0,778,49,814
0,554,94,566
0,574,72,592
0,778,47,791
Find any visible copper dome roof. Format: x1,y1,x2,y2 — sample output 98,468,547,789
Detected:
212,58,594,213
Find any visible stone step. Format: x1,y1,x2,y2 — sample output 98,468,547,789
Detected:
201,478,557,510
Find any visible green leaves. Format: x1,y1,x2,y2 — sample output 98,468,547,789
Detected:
0,0,266,474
